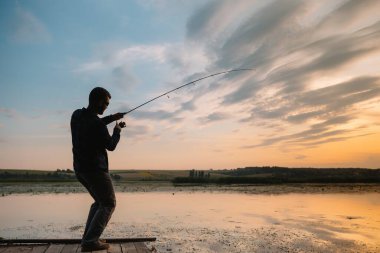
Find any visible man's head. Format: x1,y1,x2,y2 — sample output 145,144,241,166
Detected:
89,87,111,115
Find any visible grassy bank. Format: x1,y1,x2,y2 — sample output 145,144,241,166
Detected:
0,169,190,182
1,167,380,184
174,167,380,184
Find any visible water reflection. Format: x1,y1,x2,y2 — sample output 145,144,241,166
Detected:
0,192,379,252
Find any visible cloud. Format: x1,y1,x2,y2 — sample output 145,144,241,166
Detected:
9,5,51,43
75,0,380,152
0,108,20,119
218,0,304,67
187,0,380,97
267,33,379,95
182,0,380,149
123,124,151,139
0,107,54,122
180,100,196,111
246,114,377,149
186,0,224,39
111,65,139,92
286,110,325,124
198,112,230,124
165,43,210,73
131,109,182,122
222,78,260,105
298,133,374,147
245,76,380,125
296,76,380,108
315,0,380,33
77,43,209,74
186,0,269,44
76,42,211,97
76,44,167,73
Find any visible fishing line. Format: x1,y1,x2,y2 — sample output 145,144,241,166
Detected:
122,68,253,115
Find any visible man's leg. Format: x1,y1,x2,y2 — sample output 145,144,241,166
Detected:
76,171,116,246
75,172,100,238
83,202,99,236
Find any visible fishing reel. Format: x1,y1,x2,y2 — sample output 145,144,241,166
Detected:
117,121,126,128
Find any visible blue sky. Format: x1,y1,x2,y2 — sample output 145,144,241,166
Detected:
0,1,190,108
1,0,380,170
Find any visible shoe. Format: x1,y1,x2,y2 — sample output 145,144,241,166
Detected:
81,241,110,252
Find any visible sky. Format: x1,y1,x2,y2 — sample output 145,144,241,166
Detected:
0,0,379,170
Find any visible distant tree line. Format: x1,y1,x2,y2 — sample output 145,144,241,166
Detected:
173,167,380,184
189,169,211,179
0,169,122,182
0,169,76,182
220,166,380,178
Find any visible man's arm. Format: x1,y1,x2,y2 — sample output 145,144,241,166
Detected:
98,122,121,151
101,113,124,125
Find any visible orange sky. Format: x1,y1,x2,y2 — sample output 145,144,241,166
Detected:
1,0,380,170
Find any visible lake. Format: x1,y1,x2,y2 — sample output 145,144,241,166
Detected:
1,192,380,252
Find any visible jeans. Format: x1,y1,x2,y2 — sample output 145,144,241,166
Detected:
75,170,116,246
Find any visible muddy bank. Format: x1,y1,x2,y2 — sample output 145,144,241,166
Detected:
2,221,378,253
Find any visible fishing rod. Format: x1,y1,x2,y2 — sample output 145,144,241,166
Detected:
122,68,253,115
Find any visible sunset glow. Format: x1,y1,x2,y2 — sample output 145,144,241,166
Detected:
0,0,379,170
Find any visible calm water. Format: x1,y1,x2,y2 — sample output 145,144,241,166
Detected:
1,192,380,252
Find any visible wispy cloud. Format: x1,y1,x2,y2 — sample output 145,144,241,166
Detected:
180,100,197,112
76,0,380,152
198,112,230,124
182,0,380,149
123,124,152,139
131,109,183,123
76,42,210,96
9,5,51,43
0,107,55,121
0,107,21,119
111,65,139,92
76,43,209,74
75,44,168,74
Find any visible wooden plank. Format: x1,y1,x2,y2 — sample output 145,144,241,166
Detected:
108,244,122,253
61,244,79,253
75,244,81,253
31,245,50,253
2,246,33,253
134,242,150,253
94,250,107,253
44,244,65,253
121,243,137,253
0,238,155,244
0,247,8,253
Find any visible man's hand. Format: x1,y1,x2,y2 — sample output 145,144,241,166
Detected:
115,121,126,131
112,113,125,121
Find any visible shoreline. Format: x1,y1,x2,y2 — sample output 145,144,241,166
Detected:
1,182,380,196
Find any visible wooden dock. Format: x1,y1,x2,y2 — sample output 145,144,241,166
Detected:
0,238,155,253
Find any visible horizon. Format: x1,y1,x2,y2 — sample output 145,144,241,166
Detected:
1,166,379,172
1,0,380,170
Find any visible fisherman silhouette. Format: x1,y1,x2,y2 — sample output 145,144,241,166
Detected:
70,87,125,252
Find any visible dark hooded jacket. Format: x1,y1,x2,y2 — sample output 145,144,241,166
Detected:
70,108,120,172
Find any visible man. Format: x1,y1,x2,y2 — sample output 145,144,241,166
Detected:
70,87,125,252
